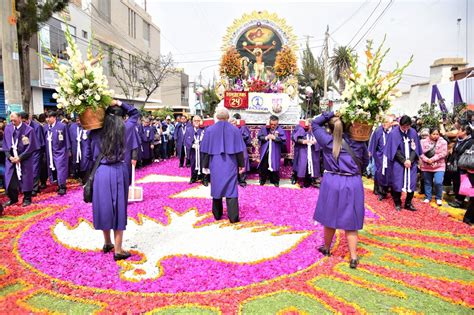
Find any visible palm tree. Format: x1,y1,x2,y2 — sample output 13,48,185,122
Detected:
329,46,353,93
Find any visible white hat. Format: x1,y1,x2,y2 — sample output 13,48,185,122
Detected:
166,115,171,120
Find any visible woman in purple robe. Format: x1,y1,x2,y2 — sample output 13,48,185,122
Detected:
201,108,246,223
293,121,321,188
88,101,131,261
2,112,39,208
312,112,368,269
257,115,287,187
384,115,422,211
368,116,395,200
231,113,251,187
43,111,70,196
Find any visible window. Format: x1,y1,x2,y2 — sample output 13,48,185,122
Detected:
128,8,137,39
82,30,88,39
143,21,150,42
41,19,76,60
98,41,112,76
98,0,111,23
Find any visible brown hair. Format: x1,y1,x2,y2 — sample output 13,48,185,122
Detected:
328,117,343,159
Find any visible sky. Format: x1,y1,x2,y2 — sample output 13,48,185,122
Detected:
143,0,473,93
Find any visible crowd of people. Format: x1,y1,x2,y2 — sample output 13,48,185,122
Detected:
1,102,473,266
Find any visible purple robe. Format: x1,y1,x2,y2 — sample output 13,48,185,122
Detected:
79,130,92,172
238,125,252,172
136,123,144,161
201,121,246,198
185,127,205,174
141,125,155,160
28,120,45,179
69,122,85,170
124,103,140,178
368,126,392,187
292,127,321,178
43,121,70,186
257,126,287,171
312,112,369,230
174,122,189,159
384,126,422,193
3,122,39,192
291,125,302,172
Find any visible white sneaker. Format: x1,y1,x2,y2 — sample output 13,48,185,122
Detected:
436,200,443,206
423,199,430,203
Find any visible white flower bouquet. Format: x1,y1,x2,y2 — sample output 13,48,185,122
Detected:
339,38,412,126
42,26,113,128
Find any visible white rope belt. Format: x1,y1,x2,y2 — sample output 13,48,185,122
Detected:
11,137,22,180
76,127,82,163
402,137,411,193
268,138,273,172
47,131,55,171
307,134,315,177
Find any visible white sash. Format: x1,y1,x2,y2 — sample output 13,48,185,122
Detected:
11,134,22,180
47,129,55,171
268,137,273,172
194,129,204,175
402,136,411,192
382,131,388,175
306,134,315,177
76,127,82,163
182,126,187,157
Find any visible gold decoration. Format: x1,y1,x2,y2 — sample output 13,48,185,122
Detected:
273,46,298,79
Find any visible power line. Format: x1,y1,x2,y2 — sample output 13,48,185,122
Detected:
331,0,369,35
347,0,382,47
352,0,394,49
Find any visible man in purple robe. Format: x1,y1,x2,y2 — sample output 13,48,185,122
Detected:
384,115,422,211
368,115,395,200
201,108,246,223
20,112,45,196
174,115,190,167
292,120,321,188
257,115,287,187
68,117,86,179
231,113,251,187
2,112,39,207
124,103,140,182
185,115,208,185
43,111,71,196
136,119,144,168
290,124,302,185
141,119,155,166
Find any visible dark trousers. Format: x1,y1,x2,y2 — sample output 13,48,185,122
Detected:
161,142,168,159
452,171,465,202
465,199,474,223
391,191,414,207
39,152,48,186
212,198,239,223
259,152,279,184
7,170,31,203
374,181,389,197
179,147,186,167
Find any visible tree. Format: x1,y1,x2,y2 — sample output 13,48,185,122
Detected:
297,42,334,117
109,48,143,101
152,107,174,120
138,53,175,107
329,45,354,93
16,0,70,113
202,86,220,117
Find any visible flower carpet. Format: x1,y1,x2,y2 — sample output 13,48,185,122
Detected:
0,158,473,314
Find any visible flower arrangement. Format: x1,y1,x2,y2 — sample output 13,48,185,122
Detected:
248,78,269,92
273,45,298,79
43,26,113,116
339,38,413,125
219,46,242,78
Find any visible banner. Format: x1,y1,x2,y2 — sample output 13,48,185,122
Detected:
224,91,249,109
248,92,291,116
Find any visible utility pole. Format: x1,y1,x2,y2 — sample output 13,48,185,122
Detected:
1,0,23,114
323,25,329,100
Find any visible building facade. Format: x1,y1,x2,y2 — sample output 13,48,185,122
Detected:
154,70,189,116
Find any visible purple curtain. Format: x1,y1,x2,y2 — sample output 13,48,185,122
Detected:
431,85,448,113
454,81,464,106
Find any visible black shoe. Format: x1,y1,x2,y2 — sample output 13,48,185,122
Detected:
239,181,247,188
463,218,473,226
317,246,331,257
350,258,359,269
378,195,384,201
273,182,279,187
114,251,131,261
291,177,297,185
189,178,197,184
40,183,47,189
31,191,38,197
179,164,184,168
103,244,114,253
448,200,463,208
395,205,401,211
0,204,3,216
22,200,32,207
2,200,18,208
259,180,265,186
202,180,209,187
404,204,417,211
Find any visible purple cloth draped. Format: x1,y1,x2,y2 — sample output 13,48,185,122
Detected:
185,127,205,174
124,103,140,178
3,122,40,192
368,126,392,186
201,121,245,198
311,112,368,230
141,125,155,160
257,125,287,171
291,125,302,172
239,125,252,172
384,126,422,192
292,127,321,178
79,130,92,172
454,81,464,106
43,121,70,185
431,85,448,113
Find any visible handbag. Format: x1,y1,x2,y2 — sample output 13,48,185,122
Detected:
424,141,437,159
83,153,104,203
458,148,474,170
446,154,458,172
